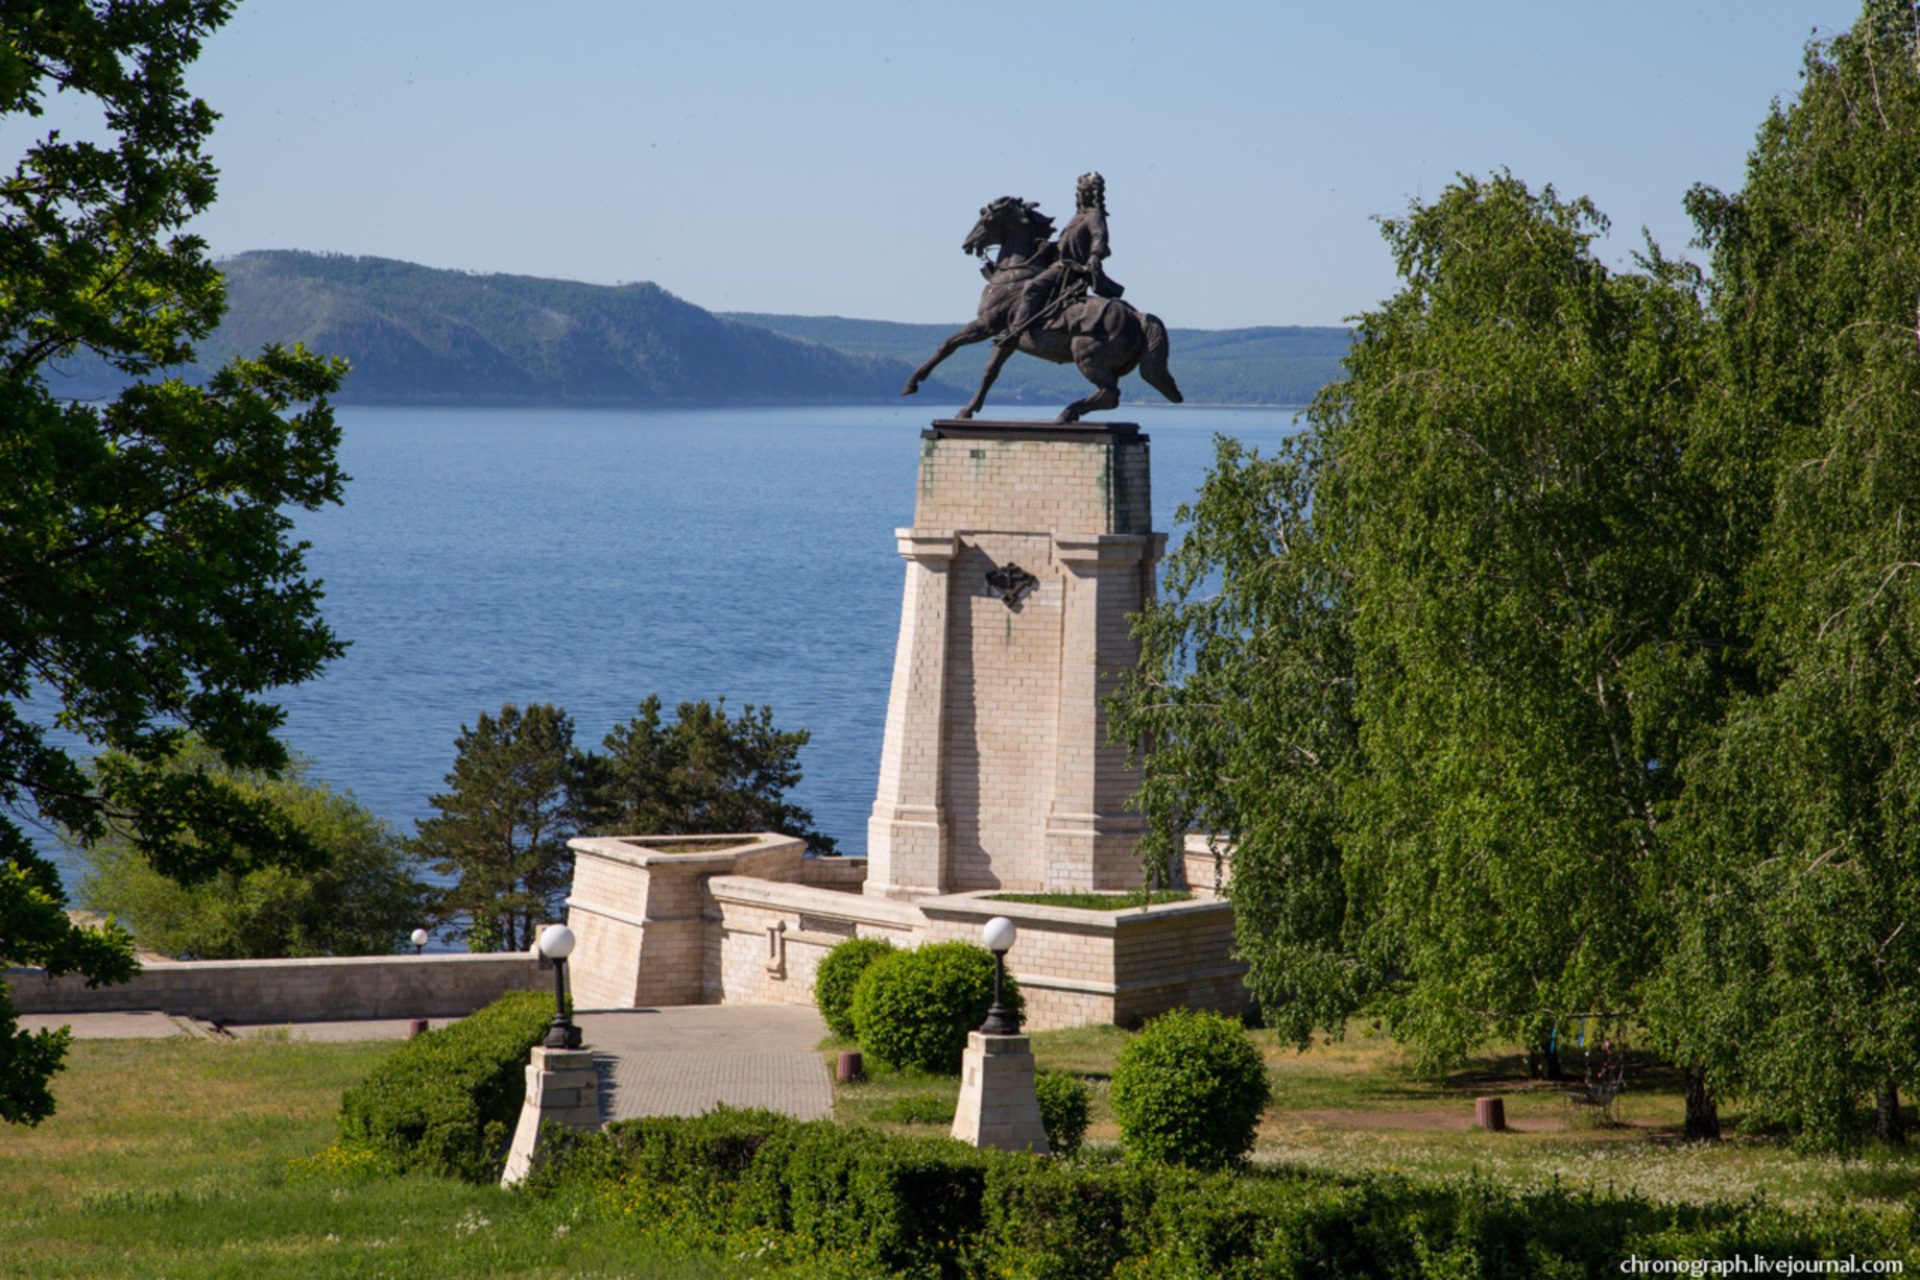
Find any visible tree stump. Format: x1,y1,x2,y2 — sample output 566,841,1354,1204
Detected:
1474,1096,1507,1132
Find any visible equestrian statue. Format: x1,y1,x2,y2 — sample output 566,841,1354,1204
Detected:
901,173,1182,423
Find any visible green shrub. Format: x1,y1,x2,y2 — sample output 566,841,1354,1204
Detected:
1110,1007,1270,1170
337,989,554,1182
522,1105,787,1210
984,1158,1168,1280
850,940,1024,1075
529,1111,1920,1278
737,1120,995,1275
1034,1070,1092,1157
813,935,895,1038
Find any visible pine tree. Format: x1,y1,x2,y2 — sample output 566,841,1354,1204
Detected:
414,704,593,952
598,695,835,853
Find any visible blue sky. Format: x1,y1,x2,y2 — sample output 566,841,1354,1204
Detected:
90,2,1871,327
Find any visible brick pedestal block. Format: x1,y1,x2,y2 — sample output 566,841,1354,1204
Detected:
500,1046,601,1186
951,1031,1049,1154
867,422,1165,898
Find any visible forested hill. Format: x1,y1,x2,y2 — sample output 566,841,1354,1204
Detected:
724,314,1351,407
195,252,938,406
39,252,1347,408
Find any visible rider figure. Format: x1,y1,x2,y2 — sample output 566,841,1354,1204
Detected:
996,171,1125,348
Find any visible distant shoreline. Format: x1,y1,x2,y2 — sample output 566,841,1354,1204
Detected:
51,252,1349,409
319,395,1313,412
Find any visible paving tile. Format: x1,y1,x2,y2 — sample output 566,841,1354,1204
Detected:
577,1005,832,1123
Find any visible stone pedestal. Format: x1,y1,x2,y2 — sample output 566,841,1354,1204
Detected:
867,421,1165,898
951,1030,1049,1154
500,1045,601,1186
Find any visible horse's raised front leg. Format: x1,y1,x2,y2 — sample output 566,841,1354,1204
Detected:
957,334,1022,420
903,318,995,396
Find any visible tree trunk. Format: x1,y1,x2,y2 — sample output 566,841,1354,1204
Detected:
1683,1060,1720,1141
1526,1042,1564,1081
1877,1080,1906,1146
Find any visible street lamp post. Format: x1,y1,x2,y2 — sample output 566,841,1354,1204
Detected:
979,916,1020,1035
537,924,581,1050
410,927,428,956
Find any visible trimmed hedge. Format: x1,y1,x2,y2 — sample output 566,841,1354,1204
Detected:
525,1109,1920,1278
814,936,896,1038
1111,1007,1270,1169
337,989,554,1182
850,940,1024,1075
1034,1070,1091,1158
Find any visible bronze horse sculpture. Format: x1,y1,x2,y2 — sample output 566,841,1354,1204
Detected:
901,196,1183,423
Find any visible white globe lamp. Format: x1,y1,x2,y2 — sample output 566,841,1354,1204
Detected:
537,924,581,1049
979,916,1020,1035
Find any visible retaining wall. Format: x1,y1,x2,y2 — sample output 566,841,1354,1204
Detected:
4,953,545,1023
563,832,1248,1029
916,891,1248,1028
703,875,1247,1029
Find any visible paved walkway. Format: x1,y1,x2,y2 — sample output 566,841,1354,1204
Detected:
30,1003,836,1123
578,1005,834,1123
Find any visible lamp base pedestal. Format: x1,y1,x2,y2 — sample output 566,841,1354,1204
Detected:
951,1031,1049,1154
500,1045,600,1186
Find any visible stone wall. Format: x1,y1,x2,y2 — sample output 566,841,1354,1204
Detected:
918,891,1247,1029
565,831,1247,1031
5,953,544,1022
1182,833,1233,893
792,856,869,892
706,874,922,1008
564,833,813,1009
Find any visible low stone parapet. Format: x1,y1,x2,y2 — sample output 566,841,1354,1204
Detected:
792,855,869,892
560,830,1249,1029
4,953,544,1023
1182,833,1234,894
709,874,922,1006
704,879,1247,1029
918,891,1247,1028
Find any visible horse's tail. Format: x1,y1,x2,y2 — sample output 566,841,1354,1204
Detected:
1139,312,1183,404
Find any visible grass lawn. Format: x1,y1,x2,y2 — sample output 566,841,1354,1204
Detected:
9,1018,1918,1276
1251,1026,1920,1211
0,1036,824,1279
832,1020,1920,1213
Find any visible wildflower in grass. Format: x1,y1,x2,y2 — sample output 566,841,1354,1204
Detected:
285,1142,398,1186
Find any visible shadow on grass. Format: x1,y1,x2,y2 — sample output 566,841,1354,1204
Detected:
1437,1046,1686,1097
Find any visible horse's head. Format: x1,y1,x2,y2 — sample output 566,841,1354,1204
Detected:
963,196,1055,261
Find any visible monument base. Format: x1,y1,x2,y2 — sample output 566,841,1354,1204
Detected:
865,418,1159,898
